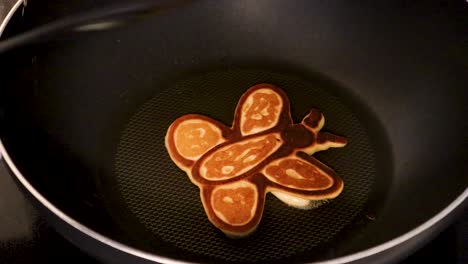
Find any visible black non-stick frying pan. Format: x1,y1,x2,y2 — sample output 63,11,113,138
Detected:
0,1,467,263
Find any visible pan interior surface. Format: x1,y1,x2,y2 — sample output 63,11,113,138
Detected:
110,68,390,263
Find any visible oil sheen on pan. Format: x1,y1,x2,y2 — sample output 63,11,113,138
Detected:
165,83,347,237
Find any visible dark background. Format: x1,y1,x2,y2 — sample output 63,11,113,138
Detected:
1,0,467,263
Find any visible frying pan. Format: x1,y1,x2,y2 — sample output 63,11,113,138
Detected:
0,1,467,263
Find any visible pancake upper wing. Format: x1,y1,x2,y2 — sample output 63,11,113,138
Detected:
165,114,228,171
234,84,292,136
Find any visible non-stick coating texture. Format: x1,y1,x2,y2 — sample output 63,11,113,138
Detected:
113,68,379,263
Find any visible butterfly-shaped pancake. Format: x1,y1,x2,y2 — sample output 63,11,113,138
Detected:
166,84,347,237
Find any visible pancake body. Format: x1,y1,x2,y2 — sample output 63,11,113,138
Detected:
165,83,347,237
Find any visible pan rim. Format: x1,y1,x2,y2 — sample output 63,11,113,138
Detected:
0,0,23,38
1,2,467,262
1,134,467,264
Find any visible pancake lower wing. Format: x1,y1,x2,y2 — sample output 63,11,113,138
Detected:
201,180,264,237
263,153,343,209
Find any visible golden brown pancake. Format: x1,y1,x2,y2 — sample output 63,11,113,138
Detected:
165,83,347,237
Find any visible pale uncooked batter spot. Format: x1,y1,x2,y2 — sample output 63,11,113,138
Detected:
223,196,234,204
251,114,263,120
286,169,304,180
222,166,235,174
195,128,206,137
243,155,257,163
